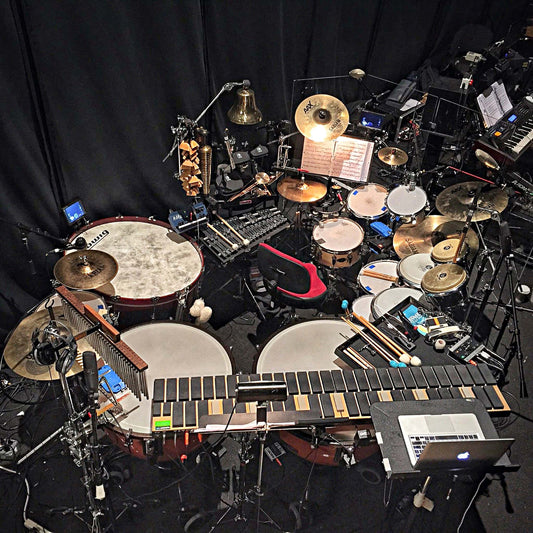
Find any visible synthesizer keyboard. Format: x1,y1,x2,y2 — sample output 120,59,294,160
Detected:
150,364,509,433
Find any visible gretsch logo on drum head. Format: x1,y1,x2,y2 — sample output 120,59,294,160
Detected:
86,229,109,249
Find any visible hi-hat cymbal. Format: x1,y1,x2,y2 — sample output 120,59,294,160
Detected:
2,309,90,381
54,250,118,290
294,94,349,142
377,147,408,166
393,215,479,259
435,181,508,222
475,149,500,170
277,177,327,203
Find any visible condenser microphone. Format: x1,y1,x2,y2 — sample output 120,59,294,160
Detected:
83,351,100,401
349,68,366,80
46,237,87,255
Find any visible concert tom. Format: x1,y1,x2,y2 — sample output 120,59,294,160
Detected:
103,322,233,460
347,183,388,220
254,319,379,466
385,184,427,223
397,253,435,289
371,287,424,320
421,263,468,310
357,259,399,294
351,294,375,323
68,217,204,327
312,218,364,269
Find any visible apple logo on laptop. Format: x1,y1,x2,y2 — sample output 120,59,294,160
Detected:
457,451,470,461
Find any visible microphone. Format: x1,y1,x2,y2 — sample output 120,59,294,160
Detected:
225,80,251,91
83,351,100,401
349,68,366,80
45,237,87,255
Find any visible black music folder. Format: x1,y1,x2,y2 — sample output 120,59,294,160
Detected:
370,399,517,478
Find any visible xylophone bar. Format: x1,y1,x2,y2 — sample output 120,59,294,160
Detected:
151,364,509,433
55,285,149,400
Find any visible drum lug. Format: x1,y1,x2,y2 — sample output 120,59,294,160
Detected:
124,429,133,448
143,435,162,458
150,296,161,320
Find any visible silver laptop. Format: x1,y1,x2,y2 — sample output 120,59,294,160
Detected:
398,413,484,466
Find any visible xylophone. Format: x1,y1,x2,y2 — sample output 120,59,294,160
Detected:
200,207,290,264
151,364,509,433
55,285,149,399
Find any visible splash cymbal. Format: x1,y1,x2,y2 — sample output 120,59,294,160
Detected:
294,94,349,142
393,215,479,259
277,177,327,203
54,250,118,290
435,181,508,222
377,147,408,166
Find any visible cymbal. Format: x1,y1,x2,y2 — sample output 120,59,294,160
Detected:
377,147,408,166
421,263,467,293
277,177,327,203
2,309,93,381
54,250,118,290
294,94,349,142
435,181,508,222
393,215,479,259
475,149,500,170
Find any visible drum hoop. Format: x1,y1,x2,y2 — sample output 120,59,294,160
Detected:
371,287,423,317
422,276,467,295
397,255,434,284
106,321,235,435
69,217,205,305
312,219,364,254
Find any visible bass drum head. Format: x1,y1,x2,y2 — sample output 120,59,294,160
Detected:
255,319,354,373
371,287,424,319
108,322,232,436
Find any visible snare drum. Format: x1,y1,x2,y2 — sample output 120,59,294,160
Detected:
255,319,378,466
104,322,233,460
312,218,364,269
357,259,399,294
351,294,375,323
347,183,388,219
421,263,468,309
397,254,435,289
386,185,427,223
68,217,204,326
371,287,424,320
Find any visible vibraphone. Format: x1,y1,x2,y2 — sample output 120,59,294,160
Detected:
151,364,509,433
56,285,149,399
200,207,290,264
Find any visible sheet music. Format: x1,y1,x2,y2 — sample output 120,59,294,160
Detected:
477,81,513,128
301,135,374,182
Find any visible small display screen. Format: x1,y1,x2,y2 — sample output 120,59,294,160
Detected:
359,111,384,129
507,114,517,123
62,200,85,225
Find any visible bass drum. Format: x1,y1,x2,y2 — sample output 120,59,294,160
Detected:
103,322,233,460
254,319,378,466
68,217,204,327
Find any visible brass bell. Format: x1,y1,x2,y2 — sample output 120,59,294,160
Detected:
227,87,262,125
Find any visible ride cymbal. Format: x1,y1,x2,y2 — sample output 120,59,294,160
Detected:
277,177,327,203
435,181,508,222
377,147,408,166
54,250,118,290
294,94,349,142
393,215,479,259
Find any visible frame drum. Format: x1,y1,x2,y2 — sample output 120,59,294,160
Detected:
103,321,233,460
255,319,378,466
69,217,204,326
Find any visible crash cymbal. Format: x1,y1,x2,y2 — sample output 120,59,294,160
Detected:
393,215,479,259
54,250,118,290
277,177,327,203
2,309,94,381
475,149,500,170
421,263,467,293
377,147,408,166
435,181,508,222
294,94,349,142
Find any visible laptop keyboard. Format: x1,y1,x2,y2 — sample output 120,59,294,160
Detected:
410,434,480,460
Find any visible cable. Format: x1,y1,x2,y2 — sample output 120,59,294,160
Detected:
456,473,488,533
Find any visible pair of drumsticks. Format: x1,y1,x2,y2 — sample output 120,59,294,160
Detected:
206,214,250,250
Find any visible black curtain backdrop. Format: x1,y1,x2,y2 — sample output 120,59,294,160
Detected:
0,0,528,339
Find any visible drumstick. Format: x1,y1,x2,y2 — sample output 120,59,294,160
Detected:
344,346,375,369
361,270,399,283
352,313,421,366
206,223,239,250
340,316,398,366
215,214,250,246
